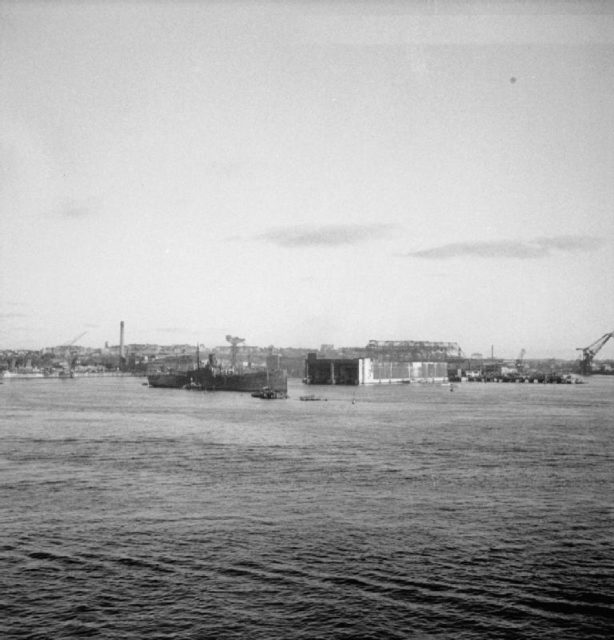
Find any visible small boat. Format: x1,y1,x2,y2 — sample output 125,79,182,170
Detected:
299,394,327,401
251,386,288,399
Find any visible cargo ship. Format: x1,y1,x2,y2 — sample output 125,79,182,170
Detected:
147,350,287,393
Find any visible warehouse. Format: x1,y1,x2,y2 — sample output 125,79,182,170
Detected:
304,353,449,385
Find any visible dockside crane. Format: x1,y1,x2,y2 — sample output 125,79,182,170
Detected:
576,331,614,375
225,335,245,370
61,331,88,369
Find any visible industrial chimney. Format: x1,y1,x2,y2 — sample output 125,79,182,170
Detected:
119,321,125,370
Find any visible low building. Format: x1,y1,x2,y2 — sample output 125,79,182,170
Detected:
304,353,449,385
371,360,448,383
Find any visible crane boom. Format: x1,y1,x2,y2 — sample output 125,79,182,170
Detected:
63,331,88,346
60,331,87,372
576,331,614,375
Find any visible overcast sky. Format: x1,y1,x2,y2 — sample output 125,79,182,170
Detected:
1,1,613,359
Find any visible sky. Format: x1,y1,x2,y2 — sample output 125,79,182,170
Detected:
1,0,613,360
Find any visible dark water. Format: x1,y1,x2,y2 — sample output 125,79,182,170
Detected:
1,375,613,639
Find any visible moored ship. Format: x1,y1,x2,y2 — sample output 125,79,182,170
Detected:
147,344,287,394
147,364,287,393
194,365,286,392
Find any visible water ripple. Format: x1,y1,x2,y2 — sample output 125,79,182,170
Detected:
1,376,613,639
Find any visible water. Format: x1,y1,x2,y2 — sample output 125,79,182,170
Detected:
1,376,613,639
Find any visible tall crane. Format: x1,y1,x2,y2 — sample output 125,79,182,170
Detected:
225,335,245,369
61,331,87,369
576,331,614,375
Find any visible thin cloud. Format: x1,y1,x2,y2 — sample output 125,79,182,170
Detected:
55,198,98,219
535,236,603,252
206,160,245,178
404,236,605,260
59,204,92,219
0,312,28,319
259,223,399,248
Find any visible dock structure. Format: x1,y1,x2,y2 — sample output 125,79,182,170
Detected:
303,352,450,385
303,339,463,385
364,339,460,384
304,353,366,385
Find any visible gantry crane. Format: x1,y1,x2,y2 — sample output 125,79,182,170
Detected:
576,331,614,375
225,335,245,369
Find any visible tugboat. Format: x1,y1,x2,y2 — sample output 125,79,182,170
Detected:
251,386,288,399
299,394,327,401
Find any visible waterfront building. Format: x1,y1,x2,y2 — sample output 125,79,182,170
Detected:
304,353,449,385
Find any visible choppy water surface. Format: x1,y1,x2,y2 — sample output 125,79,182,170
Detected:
1,376,613,639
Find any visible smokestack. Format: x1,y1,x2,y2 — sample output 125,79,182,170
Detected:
119,321,125,361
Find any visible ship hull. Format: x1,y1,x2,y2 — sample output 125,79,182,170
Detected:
193,368,287,392
147,373,191,388
147,368,287,392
